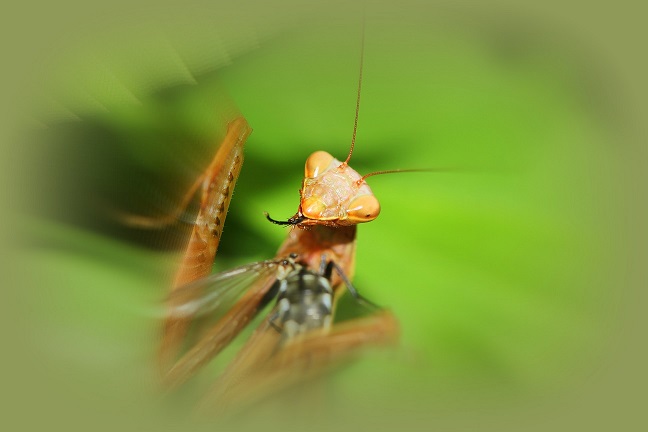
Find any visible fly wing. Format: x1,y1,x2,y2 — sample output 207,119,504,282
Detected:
160,260,281,388
166,260,280,319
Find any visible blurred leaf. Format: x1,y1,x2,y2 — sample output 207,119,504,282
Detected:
15,5,631,432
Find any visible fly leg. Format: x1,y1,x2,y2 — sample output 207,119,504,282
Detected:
329,260,381,310
267,311,282,333
316,254,379,310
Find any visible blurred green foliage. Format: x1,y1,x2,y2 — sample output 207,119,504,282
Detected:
15,7,629,432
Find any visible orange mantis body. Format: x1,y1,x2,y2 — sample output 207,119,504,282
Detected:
159,117,252,374
158,37,400,410
159,134,399,398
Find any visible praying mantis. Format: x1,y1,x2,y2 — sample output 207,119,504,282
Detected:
157,33,416,411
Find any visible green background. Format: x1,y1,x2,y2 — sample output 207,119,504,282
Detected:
3,1,645,431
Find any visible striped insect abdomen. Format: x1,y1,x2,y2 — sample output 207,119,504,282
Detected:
276,268,333,340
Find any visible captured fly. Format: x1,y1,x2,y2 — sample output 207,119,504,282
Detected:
162,252,383,391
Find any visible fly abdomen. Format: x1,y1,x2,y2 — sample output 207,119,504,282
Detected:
275,268,333,340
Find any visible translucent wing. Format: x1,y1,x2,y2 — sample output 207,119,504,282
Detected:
161,258,291,388
166,259,282,319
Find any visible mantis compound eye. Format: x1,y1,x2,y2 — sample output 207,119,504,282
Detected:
345,195,381,223
304,151,335,178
